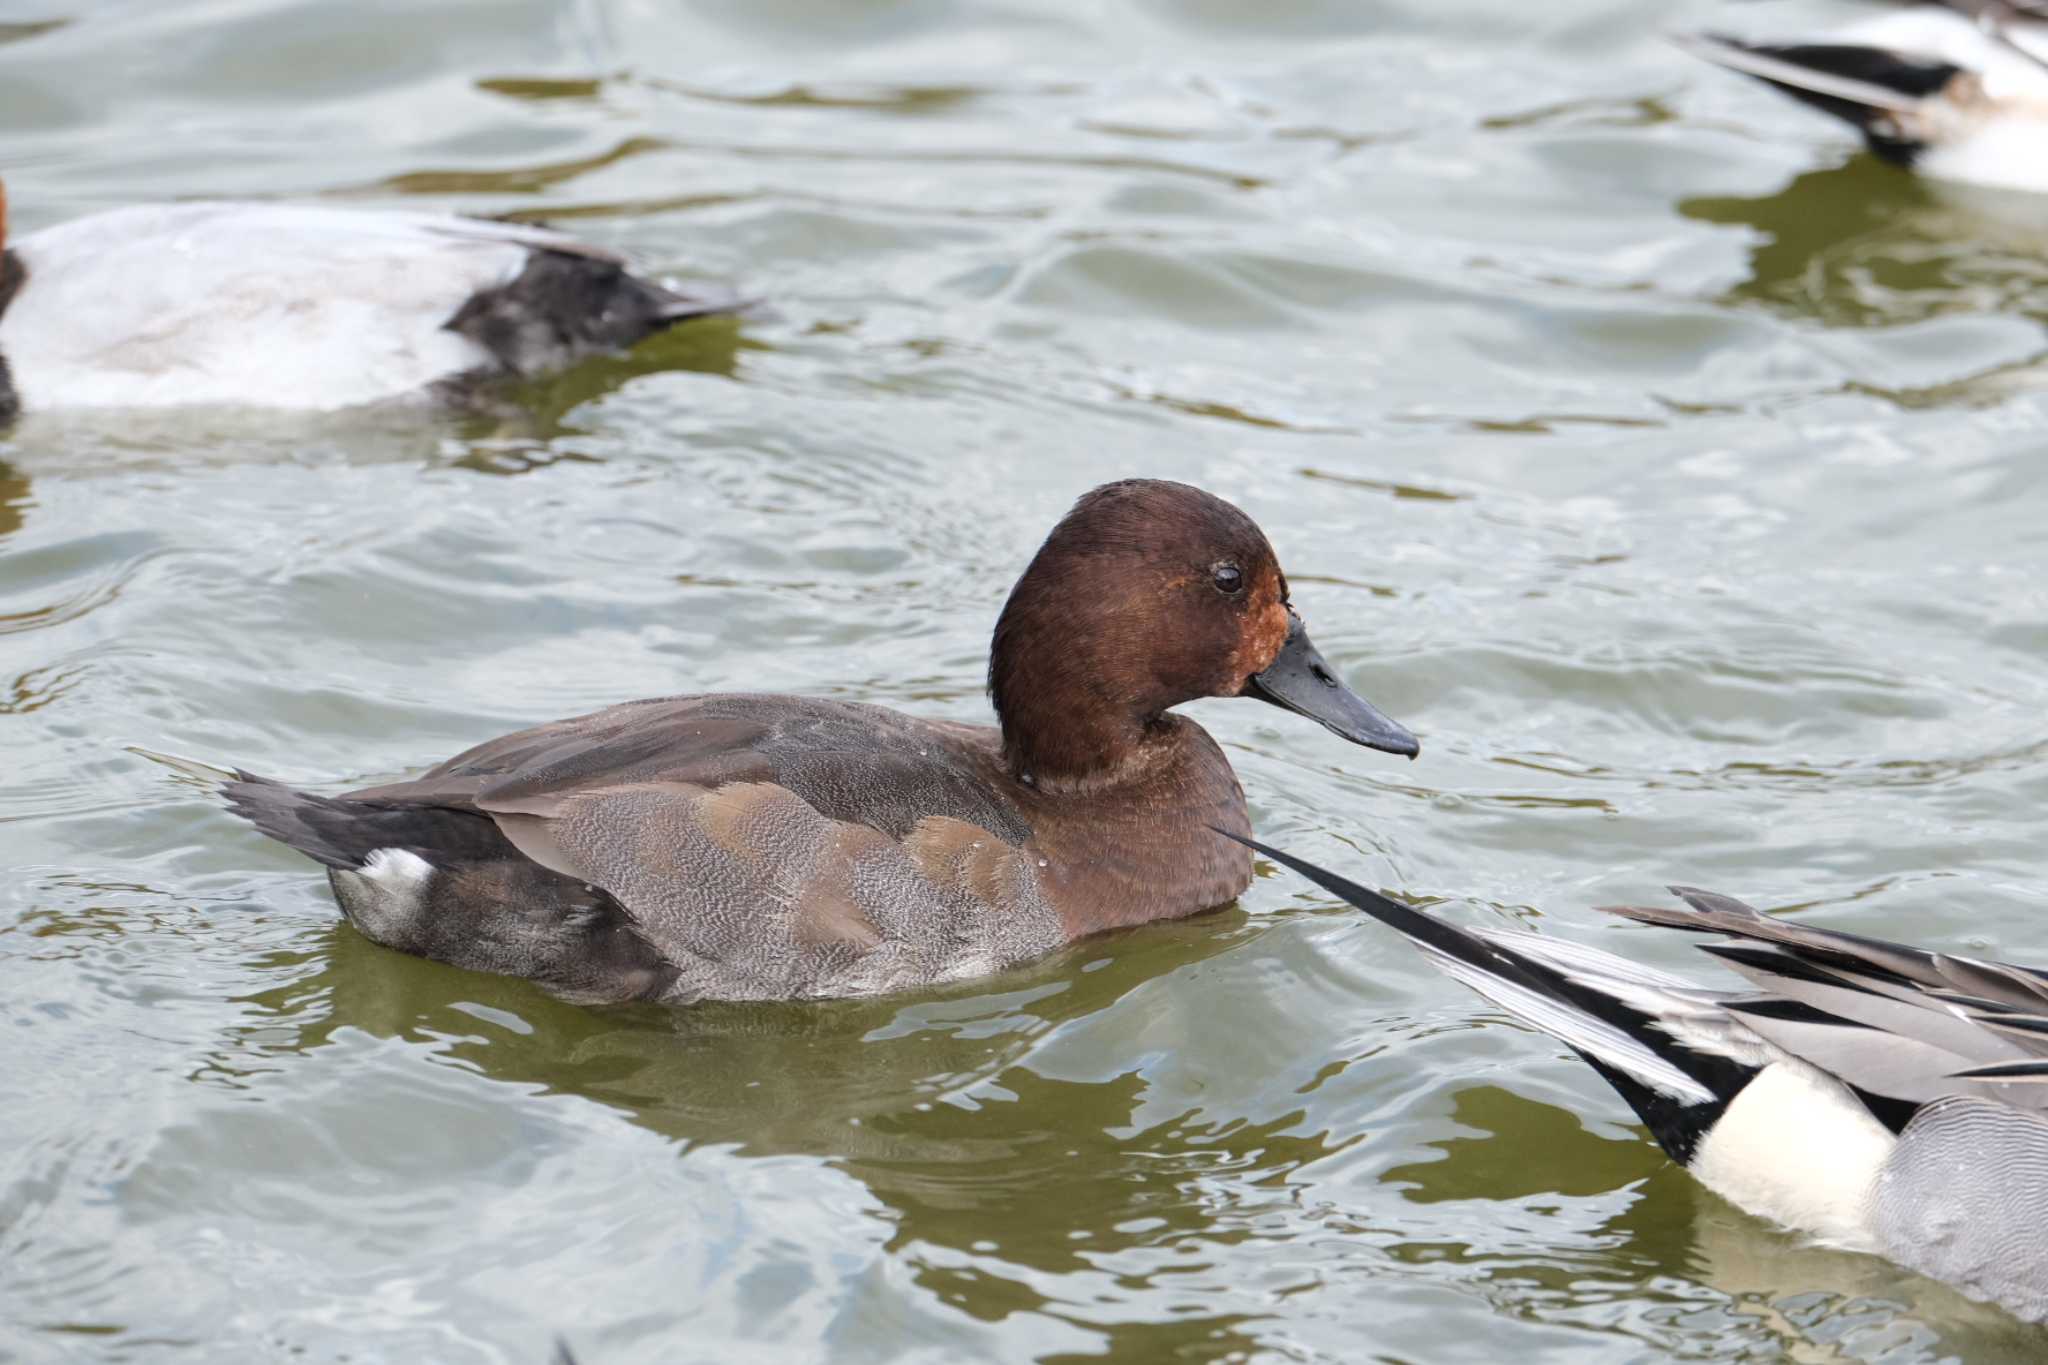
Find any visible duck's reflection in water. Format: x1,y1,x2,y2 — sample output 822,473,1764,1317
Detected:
1681,158,2048,331
237,909,1299,1357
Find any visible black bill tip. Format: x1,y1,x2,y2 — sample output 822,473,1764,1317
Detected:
1247,616,1420,758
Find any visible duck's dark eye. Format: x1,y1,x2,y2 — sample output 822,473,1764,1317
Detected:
1212,563,1244,596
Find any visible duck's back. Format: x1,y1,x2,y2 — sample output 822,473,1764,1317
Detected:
0,202,715,410
359,692,1034,838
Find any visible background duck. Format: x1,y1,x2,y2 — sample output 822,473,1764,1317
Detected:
159,480,1419,1004
1678,2,2048,193
1239,834,2048,1326
0,178,740,418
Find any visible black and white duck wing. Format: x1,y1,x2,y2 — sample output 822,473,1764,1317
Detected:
1676,8,2048,192
1601,888,2048,1112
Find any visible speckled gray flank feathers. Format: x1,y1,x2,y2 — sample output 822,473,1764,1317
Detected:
1230,830,2048,1323
1873,1096,2048,1322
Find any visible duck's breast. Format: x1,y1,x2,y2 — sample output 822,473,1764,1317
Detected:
0,202,536,410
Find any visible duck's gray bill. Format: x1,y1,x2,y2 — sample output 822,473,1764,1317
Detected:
1247,616,1420,758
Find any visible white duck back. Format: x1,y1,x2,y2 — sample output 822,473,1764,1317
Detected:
0,202,601,410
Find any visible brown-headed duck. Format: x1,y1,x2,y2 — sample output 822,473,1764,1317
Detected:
191,479,1419,1004
0,177,739,419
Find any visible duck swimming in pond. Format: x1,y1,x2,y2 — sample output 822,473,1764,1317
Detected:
169,479,1419,1004
1237,832,2048,1325
0,178,739,419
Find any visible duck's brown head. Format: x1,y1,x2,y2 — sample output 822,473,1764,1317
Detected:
989,479,1418,788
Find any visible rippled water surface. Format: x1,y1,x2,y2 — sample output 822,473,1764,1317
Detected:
6,1,2048,1360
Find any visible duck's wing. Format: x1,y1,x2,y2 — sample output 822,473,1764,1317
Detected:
1599,887,2048,1111
338,694,1063,1001
351,693,1031,843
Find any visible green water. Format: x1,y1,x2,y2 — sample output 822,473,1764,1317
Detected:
5,1,2048,1360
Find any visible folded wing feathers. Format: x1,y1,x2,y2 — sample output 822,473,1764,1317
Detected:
1936,953,2048,1011
1972,1014,2048,1055
1608,890,2048,1104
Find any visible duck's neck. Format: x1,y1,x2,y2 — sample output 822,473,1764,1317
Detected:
998,692,1160,793
1021,715,1255,933
989,616,1181,791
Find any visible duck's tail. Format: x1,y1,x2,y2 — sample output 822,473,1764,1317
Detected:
1220,831,1769,1165
131,745,422,871
1673,32,1963,165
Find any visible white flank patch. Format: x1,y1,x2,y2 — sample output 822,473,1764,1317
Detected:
1691,1060,1896,1253
359,847,436,901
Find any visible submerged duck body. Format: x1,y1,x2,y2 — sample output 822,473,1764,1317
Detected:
1245,837,2048,1324
205,481,1419,1004
1679,4,2048,193
0,184,736,416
